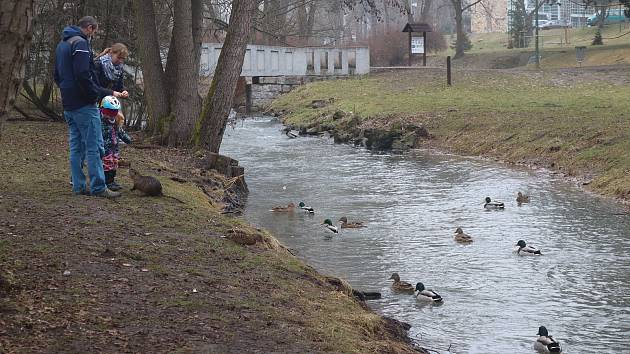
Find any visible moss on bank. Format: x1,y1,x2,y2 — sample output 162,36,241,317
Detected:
0,121,421,353
271,68,630,201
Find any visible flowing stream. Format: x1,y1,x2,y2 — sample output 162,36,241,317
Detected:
219,117,630,354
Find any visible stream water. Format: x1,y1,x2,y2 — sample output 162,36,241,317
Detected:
219,117,630,354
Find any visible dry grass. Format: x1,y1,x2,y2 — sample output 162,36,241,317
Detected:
0,121,420,353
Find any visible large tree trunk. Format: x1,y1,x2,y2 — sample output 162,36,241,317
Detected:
0,0,34,140
195,0,257,152
167,0,202,146
133,0,170,135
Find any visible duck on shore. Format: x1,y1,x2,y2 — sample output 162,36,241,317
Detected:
534,326,562,353
414,282,443,302
270,203,295,212
515,240,542,255
338,216,365,228
298,202,315,214
517,192,531,204
484,197,505,210
321,219,339,233
388,273,415,293
454,227,473,243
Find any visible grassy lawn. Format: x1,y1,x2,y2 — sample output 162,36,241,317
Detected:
431,25,630,68
272,68,630,200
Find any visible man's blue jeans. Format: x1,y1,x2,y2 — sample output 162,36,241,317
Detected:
64,105,106,195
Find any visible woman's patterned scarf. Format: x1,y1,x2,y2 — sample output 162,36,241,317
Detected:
99,54,123,82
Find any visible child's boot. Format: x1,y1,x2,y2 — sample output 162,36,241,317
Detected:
105,170,121,191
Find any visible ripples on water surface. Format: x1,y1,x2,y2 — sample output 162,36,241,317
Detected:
220,118,630,354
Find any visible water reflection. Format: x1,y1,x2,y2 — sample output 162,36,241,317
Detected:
220,118,630,354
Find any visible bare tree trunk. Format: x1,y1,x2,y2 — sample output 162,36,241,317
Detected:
192,0,203,63
596,6,608,29
404,0,413,23
298,1,316,45
164,34,178,94
133,0,170,135
263,0,274,44
452,0,481,59
195,0,257,152
420,0,433,22
167,0,202,146
454,3,465,59
0,0,34,140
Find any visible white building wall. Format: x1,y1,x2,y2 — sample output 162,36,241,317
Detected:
200,43,370,77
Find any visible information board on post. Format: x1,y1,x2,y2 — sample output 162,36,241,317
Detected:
411,36,425,54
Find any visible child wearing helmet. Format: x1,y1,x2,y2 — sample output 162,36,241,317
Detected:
100,95,131,191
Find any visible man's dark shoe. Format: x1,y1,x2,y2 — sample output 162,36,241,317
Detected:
107,182,122,191
73,189,89,196
94,188,121,199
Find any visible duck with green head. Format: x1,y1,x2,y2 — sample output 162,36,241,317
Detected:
484,197,505,210
414,282,443,302
534,326,562,353
515,240,542,255
388,273,415,293
321,219,338,233
298,202,315,214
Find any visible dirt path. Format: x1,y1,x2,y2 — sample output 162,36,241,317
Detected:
0,121,422,353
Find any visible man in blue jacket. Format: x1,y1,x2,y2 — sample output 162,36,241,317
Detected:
54,16,124,198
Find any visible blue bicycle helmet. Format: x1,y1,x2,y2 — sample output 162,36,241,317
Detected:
100,96,121,110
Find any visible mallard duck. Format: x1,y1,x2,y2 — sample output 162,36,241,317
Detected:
270,202,295,212
534,326,562,353
388,273,415,293
517,191,531,204
454,227,473,243
298,202,315,214
321,219,339,233
286,129,299,138
515,240,542,255
338,216,365,228
484,196,505,210
414,282,443,302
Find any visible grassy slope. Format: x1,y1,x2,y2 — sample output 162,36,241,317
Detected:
0,121,418,353
436,25,630,68
272,69,630,200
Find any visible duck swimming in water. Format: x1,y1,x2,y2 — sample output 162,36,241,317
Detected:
388,273,414,293
484,197,505,210
338,216,365,228
517,192,530,204
321,219,339,233
454,227,473,243
270,203,295,212
298,202,315,214
414,282,443,302
515,240,542,255
534,326,562,353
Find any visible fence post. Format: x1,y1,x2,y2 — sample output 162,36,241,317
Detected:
447,56,452,86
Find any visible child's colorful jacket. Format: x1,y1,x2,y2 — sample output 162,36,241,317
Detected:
101,115,131,172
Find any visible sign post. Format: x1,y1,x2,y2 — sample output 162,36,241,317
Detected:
403,23,432,67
